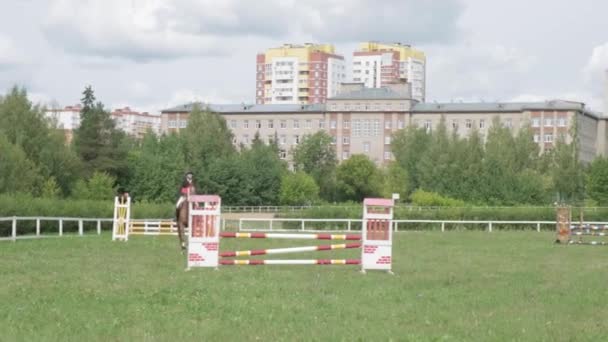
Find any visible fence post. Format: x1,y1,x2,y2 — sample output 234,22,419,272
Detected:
59,219,63,236
441,222,445,232
348,220,351,232
36,219,41,236
488,222,493,233
239,219,242,231
78,220,83,236
12,217,17,242
301,220,305,232
222,218,226,231
270,219,273,231
537,222,541,232
97,220,101,235
394,221,398,232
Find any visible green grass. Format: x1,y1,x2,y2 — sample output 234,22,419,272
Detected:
1,231,607,341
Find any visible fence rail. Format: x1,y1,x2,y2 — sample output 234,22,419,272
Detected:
4,215,608,242
222,205,608,213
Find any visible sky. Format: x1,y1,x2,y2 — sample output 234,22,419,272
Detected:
0,0,607,114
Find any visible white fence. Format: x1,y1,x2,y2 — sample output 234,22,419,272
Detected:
237,218,608,233
4,216,608,242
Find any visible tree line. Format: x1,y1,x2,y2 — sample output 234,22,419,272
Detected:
1,85,608,206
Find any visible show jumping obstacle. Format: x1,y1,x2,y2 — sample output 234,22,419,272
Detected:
111,195,186,241
186,194,397,273
555,206,608,246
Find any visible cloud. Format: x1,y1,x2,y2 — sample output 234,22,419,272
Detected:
583,42,608,83
0,35,25,67
42,0,464,62
426,42,537,101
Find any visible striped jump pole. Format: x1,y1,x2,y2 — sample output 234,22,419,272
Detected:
220,243,361,257
220,259,361,265
220,232,361,240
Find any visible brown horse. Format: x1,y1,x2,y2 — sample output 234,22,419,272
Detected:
176,201,188,251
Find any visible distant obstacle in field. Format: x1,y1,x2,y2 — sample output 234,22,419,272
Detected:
555,206,608,246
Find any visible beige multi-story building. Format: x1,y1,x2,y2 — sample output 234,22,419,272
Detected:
161,83,607,165
110,107,161,139
352,42,426,102
44,104,83,143
256,43,346,105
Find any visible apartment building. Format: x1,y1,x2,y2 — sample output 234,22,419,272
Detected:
161,85,606,165
44,104,82,143
45,105,161,141
352,42,426,102
110,107,161,139
256,43,346,105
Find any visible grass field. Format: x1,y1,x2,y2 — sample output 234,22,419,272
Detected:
1,231,607,341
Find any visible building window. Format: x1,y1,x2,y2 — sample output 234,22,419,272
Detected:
342,151,349,160
505,118,513,128
532,118,540,127
179,120,187,128
452,119,458,129
268,135,274,143
534,134,540,143
558,117,567,127
230,120,237,129
343,120,350,129
256,120,261,129
305,120,312,129
479,119,485,129
280,135,286,145
331,136,337,145
544,118,553,127
330,120,337,129
373,119,380,136
293,119,299,129
353,119,361,137
397,120,404,129
384,151,392,160
243,120,249,129
343,136,350,145
279,150,287,159
280,120,287,129
294,135,300,144
268,120,274,129
466,119,472,129
384,136,391,145
544,134,553,143
319,119,325,129
168,120,176,128
243,134,249,144
385,120,392,129
363,142,370,153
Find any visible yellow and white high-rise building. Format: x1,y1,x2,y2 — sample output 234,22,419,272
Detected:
352,42,426,102
256,43,346,105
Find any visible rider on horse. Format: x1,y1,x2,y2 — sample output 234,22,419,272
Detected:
176,171,196,209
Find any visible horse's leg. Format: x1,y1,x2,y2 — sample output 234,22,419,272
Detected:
176,205,186,251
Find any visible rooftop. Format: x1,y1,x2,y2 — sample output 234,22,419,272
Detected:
329,87,412,100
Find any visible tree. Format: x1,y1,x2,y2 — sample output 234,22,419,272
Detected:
279,172,320,205
391,126,431,194
552,119,585,204
417,116,453,194
586,157,608,205
71,171,116,200
238,135,286,205
291,131,337,200
0,132,41,195
336,154,383,202
127,132,187,203
181,104,236,191
381,162,409,199
73,86,128,180
0,86,81,195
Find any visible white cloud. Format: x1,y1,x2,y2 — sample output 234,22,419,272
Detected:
584,42,608,83
0,35,25,67
42,0,463,62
